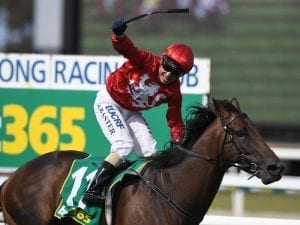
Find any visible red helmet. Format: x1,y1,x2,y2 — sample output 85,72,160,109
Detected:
163,43,194,73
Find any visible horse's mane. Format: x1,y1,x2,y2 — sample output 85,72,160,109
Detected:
147,102,217,169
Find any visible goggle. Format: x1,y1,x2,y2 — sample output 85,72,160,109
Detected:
162,55,183,77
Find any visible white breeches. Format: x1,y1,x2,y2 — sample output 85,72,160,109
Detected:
94,88,157,160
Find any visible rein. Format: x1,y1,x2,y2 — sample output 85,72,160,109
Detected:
177,112,259,173
131,112,260,222
176,145,248,170
129,168,200,223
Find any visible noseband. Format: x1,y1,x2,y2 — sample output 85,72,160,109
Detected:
220,112,261,177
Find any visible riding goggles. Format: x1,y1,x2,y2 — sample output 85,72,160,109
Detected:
162,55,184,77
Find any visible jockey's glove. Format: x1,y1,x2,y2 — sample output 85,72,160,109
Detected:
112,18,127,36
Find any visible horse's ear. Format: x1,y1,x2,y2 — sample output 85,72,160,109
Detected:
213,98,231,119
212,98,225,115
231,97,241,110
212,98,219,110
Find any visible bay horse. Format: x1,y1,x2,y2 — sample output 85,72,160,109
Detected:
0,98,284,225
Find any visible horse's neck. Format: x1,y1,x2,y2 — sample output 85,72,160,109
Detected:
165,125,226,216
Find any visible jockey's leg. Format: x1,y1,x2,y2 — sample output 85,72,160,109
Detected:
83,152,122,205
83,92,135,205
127,113,157,157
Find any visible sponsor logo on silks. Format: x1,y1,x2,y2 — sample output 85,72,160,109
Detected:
105,105,125,129
98,105,125,135
99,105,116,135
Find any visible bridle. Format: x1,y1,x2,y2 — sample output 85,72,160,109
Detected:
177,111,260,178
131,111,261,223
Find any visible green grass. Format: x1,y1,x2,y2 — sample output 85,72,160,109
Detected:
209,191,300,218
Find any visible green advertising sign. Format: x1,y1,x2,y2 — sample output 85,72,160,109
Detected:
0,53,210,168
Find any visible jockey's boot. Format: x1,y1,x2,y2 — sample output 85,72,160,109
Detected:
82,161,117,205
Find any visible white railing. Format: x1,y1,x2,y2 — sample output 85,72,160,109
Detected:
202,215,300,225
272,147,300,160
2,215,298,225
221,173,300,216
221,147,300,216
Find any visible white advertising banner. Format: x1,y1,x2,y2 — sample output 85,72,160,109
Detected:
0,53,210,94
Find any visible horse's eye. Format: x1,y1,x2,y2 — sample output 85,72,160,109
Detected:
236,129,245,137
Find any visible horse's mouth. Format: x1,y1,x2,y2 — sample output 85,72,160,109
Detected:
257,163,285,185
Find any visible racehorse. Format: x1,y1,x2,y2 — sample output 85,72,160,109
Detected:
0,98,284,225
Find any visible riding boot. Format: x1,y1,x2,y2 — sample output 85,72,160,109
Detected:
82,161,117,205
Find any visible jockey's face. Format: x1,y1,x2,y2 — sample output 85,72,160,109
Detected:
158,65,178,84
158,56,183,84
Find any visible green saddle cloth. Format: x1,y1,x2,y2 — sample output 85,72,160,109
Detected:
54,155,147,225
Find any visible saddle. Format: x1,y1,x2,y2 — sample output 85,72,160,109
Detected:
54,156,147,225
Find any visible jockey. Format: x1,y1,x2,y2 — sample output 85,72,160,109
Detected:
83,18,194,205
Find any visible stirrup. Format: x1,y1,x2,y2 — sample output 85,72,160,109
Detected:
82,191,105,205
